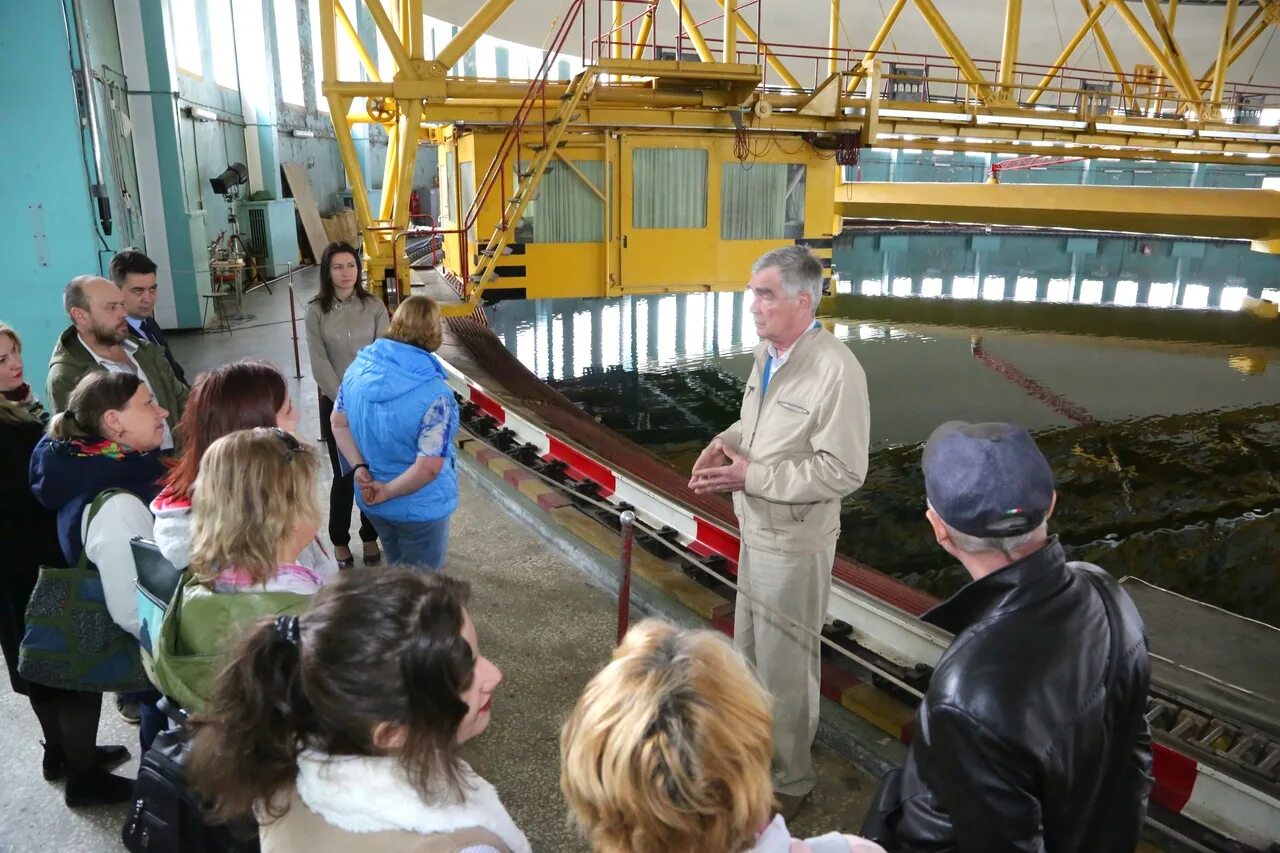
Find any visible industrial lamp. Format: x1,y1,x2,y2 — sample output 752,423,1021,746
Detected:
209,162,249,196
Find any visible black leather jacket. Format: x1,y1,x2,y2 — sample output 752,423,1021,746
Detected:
889,538,1153,852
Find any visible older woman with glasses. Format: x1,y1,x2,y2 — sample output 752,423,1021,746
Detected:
330,296,460,571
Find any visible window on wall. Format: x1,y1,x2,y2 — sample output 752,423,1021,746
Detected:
494,46,510,78
633,148,707,229
441,149,456,223
520,160,606,243
208,0,239,89
309,0,329,111
460,160,477,241
273,0,306,106
172,0,203,75
721,163,805,239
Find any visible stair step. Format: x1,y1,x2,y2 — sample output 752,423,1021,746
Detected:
547,113,581,127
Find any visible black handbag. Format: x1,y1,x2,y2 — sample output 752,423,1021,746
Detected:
122,725,259,853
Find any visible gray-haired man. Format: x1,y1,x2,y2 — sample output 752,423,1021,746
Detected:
690,246,870,815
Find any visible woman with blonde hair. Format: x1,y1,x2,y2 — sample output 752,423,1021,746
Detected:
561,620,885,853
331,296,460,570
153,427,327,712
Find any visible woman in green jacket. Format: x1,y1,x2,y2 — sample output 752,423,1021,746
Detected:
153,427,326,712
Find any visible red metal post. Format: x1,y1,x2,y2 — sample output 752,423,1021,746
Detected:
287,267,302,379
616,510,636,643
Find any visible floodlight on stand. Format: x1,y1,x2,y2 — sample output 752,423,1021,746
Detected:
209,162,249,195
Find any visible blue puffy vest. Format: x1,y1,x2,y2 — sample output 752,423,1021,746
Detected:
339,338,459,523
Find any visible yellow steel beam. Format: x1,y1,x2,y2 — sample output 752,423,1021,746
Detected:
834,182,1280,245
708,0,804,90
884,136,1269,168
328,95,376,236
998,0,1022,96
553,149,607,201
364,0,414,79
1196,7,1266,92
335,0,381,83
727,0,739,64
1210,0,1241,115
391,97,422,231
1107,0,1200,107
611,1,623,60
828,0,841,78
911,0,996,103
435,0,517,72
1025,1,1107,106
407,0,423,60
1080,0,1139,112
668,0,715,63
633,2,656,60
846,0,907,92
1140,0,1201,108
378,121,400,220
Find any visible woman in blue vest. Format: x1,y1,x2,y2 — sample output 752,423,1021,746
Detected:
329,296,459,570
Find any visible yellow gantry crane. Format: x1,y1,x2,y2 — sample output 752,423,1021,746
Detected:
315,0,1280,310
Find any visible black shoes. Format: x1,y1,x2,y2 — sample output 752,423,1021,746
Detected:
42,743,130,781
64,766,134,808
116,693,141,724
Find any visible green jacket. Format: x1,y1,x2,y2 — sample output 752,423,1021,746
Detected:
151,573,311,713
46,325,188,435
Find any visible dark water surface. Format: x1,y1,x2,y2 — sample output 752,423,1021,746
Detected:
486,238,1280,627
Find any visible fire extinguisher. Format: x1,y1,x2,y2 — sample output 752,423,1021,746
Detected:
409,190,421,222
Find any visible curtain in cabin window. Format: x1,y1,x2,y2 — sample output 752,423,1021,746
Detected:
721,163,807,240
632,148,708,229
525,160,606,243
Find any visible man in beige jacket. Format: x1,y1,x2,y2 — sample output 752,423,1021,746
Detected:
690,246,870,816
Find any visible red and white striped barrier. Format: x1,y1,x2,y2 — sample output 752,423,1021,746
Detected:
439,353,1280,850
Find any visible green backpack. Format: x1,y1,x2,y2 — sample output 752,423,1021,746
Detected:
18,489,152,693
151,571,310,713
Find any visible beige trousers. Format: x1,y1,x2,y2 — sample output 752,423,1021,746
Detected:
734,541,835,797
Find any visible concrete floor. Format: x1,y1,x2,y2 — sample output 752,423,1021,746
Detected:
0,269,876,851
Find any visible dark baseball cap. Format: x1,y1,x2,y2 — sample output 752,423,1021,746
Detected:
922,421,1056,538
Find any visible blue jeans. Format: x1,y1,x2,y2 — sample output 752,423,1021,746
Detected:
368,516,450,570
121,688,165,752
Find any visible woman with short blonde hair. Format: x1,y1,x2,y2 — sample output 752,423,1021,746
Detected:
330,295,460,570
561,620,885,853
190,428,322,587
153,428,328,712
385,293,444,353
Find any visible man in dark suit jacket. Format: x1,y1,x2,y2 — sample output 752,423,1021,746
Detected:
109,250,189,387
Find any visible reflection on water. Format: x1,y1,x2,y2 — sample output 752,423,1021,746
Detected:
486,244,1280,628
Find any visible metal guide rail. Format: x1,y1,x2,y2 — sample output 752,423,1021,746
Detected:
449,385,1280,850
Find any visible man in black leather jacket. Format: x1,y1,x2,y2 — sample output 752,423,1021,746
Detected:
871,421,1153,852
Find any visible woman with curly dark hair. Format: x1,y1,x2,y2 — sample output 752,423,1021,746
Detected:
187,568,525,852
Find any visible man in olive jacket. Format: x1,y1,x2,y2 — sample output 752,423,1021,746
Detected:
690,246,870,815
46,276,188,449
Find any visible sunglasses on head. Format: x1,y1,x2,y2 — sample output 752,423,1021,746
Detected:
268,427,306,461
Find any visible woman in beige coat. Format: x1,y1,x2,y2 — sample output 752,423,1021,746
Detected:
188,568,527,853
305,241,390,568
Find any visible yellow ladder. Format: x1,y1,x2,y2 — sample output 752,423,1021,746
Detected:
467,68,597,298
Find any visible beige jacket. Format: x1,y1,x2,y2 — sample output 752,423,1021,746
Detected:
305,294,390,400
719,325,869,555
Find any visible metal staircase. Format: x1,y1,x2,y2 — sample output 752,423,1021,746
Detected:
467,67,597,295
